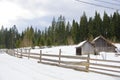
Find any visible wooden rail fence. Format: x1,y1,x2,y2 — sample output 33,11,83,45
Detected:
6,49,90,72
6,49,120,77
89,58,120,77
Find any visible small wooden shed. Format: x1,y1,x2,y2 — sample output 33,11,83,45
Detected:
92,35,116,53
76,40,95,55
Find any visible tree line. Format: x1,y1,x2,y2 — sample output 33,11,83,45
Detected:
0,11,120,49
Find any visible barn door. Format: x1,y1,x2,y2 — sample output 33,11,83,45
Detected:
76,48,81,55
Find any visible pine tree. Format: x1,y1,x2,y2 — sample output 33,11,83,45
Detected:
0,26,5,48
102,12,110,38
20,26,34,47
71,19,80,44
93,11,102,37
88,17,94,41
66,22,73,45
51,17,56,44
54,15,66,45
79,12,88,41
46,38,52,47
113,11,120,42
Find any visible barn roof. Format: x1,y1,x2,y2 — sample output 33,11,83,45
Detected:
92,35,106,43
76,40,93,48
92,35,116,48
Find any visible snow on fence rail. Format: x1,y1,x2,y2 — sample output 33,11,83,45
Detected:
5,49,120,77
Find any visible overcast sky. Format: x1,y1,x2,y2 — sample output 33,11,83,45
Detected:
0,0,119,32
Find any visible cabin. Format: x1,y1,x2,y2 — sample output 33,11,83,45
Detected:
76,40,95,55
91,35,116,54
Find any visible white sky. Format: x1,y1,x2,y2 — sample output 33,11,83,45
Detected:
0,0,119,32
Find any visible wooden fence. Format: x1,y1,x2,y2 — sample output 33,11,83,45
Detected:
6,49,90,72
6,49,120,77
89,58,120,77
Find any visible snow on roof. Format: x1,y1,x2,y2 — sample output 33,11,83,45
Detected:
76,40,87,48
92,35,104,43
114,43,120,50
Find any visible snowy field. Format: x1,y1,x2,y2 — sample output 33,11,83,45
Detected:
0,43,120,80
30,43,120,55
30,45,76,55
0,52,119,80
30,44,120,61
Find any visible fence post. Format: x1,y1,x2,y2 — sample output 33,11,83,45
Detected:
59,49,61,64
6,49,8,54
86,53,90,72
28,49,30,59
25,49,27,53
20,49,22,58
17,49,18,57
39,50,42,63
13,49,15,56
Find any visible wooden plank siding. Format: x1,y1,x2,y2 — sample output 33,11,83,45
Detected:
92,35,116,53
76,40,95,55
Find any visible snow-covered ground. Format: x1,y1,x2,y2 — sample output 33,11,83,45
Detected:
0,43,120,80
0,52,119,80
30,45,76,55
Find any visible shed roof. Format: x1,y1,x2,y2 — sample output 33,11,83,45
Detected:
76,40,93,48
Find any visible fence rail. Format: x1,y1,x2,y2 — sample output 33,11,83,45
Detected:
90,57,120,77
90,58,120,63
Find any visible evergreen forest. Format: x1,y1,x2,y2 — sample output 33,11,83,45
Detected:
0,11,120,49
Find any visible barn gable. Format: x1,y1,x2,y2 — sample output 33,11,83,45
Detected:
76,40,95,55
92,35,116,53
